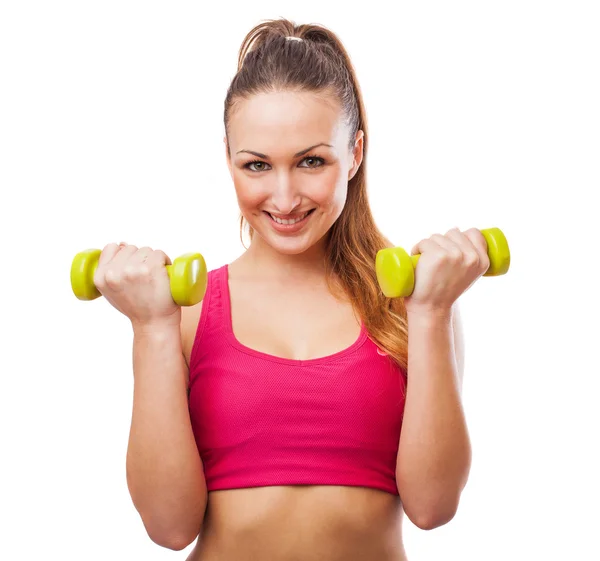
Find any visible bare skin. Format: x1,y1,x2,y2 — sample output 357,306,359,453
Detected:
180,257,408,561
175,89,408,559
107,86,466,553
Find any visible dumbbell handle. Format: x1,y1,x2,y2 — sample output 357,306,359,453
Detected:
71,249,207,306
412,228,509,274
376,227,510,298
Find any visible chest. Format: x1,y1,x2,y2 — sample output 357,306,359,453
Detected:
228,279,362,362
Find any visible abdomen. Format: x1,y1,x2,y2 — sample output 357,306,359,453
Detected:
187,485,408,561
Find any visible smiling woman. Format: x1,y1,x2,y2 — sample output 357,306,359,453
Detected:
225,89,362,254
237,141,329,228
121,16,469,561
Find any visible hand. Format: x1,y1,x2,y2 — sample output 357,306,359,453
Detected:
93,242,181,330
405,227,490,317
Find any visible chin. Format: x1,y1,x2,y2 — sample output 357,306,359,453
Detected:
248,228,320,256
263,233,316,254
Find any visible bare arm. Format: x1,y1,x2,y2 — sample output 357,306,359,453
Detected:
126,321,207,550
396,301,471,530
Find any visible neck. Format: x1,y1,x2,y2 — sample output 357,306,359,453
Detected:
236,234,329,281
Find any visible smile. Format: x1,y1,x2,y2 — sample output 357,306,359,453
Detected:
264,209,316,232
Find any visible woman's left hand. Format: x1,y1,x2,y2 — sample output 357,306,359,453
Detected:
404,227,490,317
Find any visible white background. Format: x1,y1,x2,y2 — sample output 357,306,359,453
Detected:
1,1,599,559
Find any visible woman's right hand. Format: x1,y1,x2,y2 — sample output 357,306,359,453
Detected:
93,242,182,331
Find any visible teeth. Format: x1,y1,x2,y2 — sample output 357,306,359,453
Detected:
270,211,309,225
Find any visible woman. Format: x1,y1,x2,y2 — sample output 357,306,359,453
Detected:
95,18,489,560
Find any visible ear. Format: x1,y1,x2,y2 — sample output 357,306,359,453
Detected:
348,129,364,181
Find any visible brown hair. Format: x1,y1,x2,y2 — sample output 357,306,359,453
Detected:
223,18,408,377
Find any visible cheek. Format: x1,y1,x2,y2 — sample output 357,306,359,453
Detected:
232,168,347,214
312,178,347,215
233,178,267,209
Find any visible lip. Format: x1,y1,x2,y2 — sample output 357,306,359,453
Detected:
264,209,314,233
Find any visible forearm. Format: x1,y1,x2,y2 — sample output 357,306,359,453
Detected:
126,326,207,547
396,309,471,527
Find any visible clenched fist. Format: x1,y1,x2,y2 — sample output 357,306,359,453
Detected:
93,242,181,330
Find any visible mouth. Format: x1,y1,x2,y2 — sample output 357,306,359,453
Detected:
263,209,316,231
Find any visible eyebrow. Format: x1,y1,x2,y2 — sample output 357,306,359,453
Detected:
236,143,333,159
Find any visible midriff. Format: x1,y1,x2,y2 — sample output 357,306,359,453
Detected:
185,485,407,561
182,261,408,560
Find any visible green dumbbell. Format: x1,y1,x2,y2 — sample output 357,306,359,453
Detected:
70,249,208,307
375,227,510,298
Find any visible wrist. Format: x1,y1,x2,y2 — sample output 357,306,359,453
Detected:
131,319,181,338
406,306,453,325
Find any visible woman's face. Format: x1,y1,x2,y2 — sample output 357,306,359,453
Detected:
225,90,363,256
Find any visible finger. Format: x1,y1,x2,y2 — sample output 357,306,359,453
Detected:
431,231,462,251
146,249,172,267
444,227,472,249
425,232,463,262
110,244,139,267
464,228,491,271
98,243,123,267
410,238,445,257
114,246,152,282
102,244,139,284
445,227,480,253
130,246,154,264
141,250,170,280
444,227,483,269
464,228,488,254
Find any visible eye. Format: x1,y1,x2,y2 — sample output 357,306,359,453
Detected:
244,155,325,172
245,160,269,172
299,155,325,169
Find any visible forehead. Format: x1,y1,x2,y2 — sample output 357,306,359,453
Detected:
228,90,347,151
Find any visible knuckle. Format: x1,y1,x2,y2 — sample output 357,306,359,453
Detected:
465,253,480,268
93,271,106,289
123,264,139,279
104,268,122,288
122,263,151,280
438,251,453,263
149,249,168,265
468,229,486,244
450,250,463,262
99,244,117,262
481,254,491,271
138,264,151,277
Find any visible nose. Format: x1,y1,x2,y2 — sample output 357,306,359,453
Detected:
270,174,302,214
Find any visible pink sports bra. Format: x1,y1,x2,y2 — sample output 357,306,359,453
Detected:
188,264,407,496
